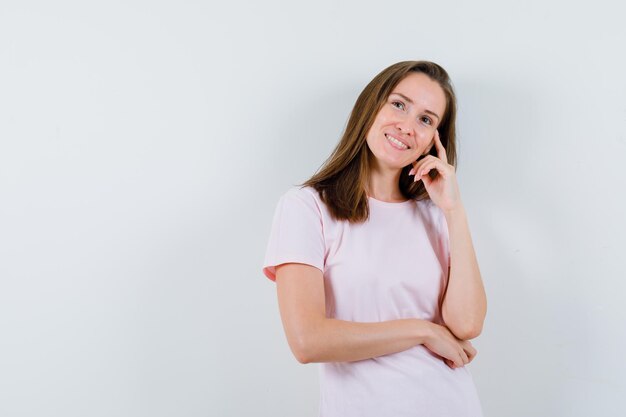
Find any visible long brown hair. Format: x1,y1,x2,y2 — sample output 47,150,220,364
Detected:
299,60,458,223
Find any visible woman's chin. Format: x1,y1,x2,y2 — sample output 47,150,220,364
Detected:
369,151,415,172
380,156,413,171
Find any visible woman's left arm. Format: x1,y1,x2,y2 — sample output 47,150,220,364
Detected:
440,205,487,340
410,129,487,341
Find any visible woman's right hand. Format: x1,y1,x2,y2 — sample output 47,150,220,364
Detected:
422,322,477,369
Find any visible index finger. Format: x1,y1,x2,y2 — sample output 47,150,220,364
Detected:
434,130,448,164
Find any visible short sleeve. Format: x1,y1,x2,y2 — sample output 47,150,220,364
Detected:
262,188,326,282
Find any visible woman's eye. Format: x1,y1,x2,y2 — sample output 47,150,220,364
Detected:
420,116,432,125
391,101,405,110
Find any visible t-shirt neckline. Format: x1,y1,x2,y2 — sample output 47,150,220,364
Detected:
367,195,414,207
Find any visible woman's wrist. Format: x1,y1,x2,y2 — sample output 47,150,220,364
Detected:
413,319,435,345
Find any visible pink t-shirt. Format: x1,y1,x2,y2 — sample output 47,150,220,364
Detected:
262,186,483,417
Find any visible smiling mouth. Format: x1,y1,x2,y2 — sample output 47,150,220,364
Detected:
385,134,410,150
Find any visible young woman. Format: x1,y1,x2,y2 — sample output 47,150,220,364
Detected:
262,61,487,416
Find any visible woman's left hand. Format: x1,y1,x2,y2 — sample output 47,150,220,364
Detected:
444,339,477,369
409,130,462,213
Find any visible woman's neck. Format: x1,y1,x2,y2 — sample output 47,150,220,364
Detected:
366,166,405,202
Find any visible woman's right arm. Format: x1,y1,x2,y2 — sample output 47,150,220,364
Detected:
275,263,472,366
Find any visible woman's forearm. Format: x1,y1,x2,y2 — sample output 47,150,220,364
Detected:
297,318,432,364
276,264,436,365
441,205,487,340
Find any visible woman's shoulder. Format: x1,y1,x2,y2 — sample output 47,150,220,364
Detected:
277,185,325,214
280,185,321,203
283,184,319,198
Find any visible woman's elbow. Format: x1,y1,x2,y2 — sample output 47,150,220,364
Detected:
289,335,317,364
295,351,312,365
452,322,483,340
442,305,486,340
465,328,483,340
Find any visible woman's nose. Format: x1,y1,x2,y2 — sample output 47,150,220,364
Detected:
395,118,414,136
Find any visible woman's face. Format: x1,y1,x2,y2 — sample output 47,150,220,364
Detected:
365,72,447,171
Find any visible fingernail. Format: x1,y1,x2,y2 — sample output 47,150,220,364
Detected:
408,168,415,176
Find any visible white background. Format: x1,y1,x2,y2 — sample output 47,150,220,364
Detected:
1,1,625,416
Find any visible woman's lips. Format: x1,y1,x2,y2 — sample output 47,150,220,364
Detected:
385,134,410,150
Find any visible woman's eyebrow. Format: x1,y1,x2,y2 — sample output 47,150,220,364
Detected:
390,92,440,121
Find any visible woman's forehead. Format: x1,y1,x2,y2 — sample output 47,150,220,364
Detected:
391,73,446,114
